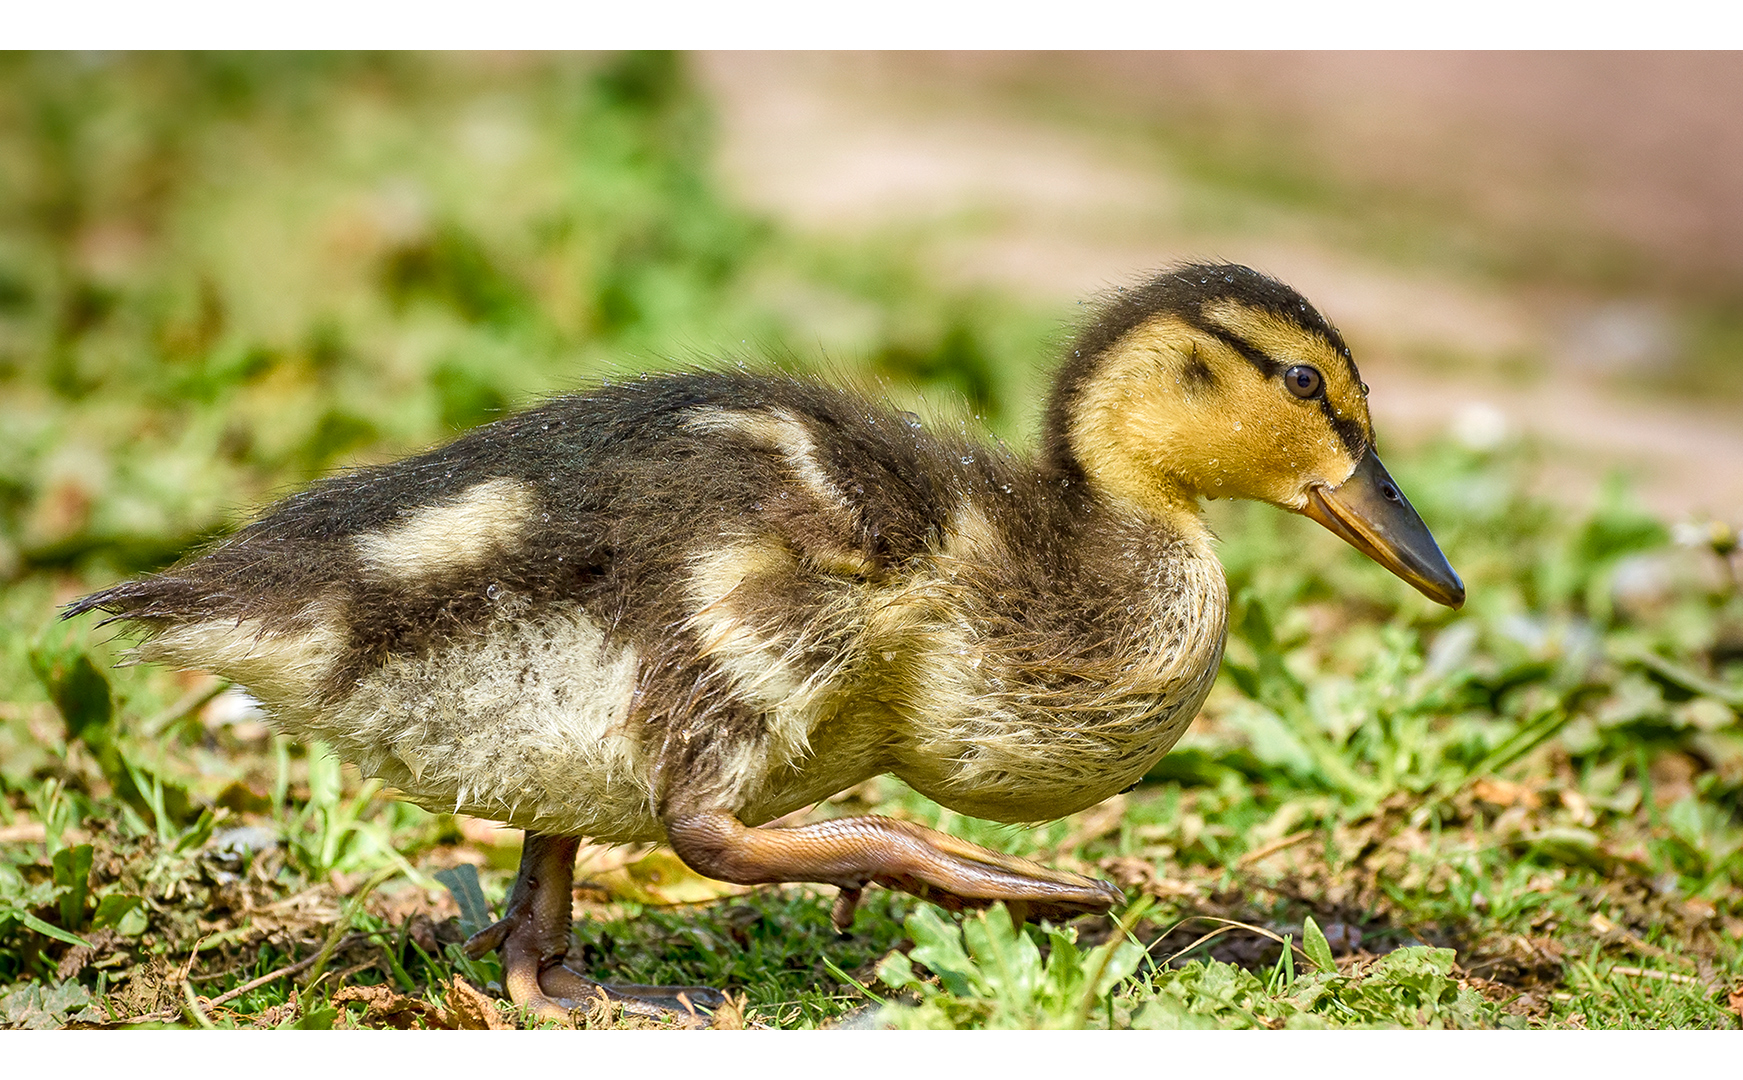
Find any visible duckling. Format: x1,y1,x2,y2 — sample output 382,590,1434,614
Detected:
68,262,1462,1024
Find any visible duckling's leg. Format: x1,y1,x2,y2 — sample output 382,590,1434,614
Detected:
665,812,1123,928
462,832,725,1025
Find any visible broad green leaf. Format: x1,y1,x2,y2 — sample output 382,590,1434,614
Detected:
1087,938,1144,999
0,980,102,1029
295,1001,338,1029
905,906,976,998
91,894,143,930
1301,916,1337,974
876,950,918,990
434,864,492,938
961,905,1043,1008
30,643,114,745
52,843,93,933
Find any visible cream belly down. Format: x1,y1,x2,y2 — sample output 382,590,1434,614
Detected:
333,606,657,842
142,597,668,843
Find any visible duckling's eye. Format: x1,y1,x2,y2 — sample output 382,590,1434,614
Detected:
1284,365,1323,399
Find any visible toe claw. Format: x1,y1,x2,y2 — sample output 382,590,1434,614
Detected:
462,919,512,960
540,961,726,1022
831,886,863,931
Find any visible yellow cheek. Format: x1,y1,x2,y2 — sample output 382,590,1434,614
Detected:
1207,413,1359,507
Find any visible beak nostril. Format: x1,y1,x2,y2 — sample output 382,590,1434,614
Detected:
1380,483,1399,502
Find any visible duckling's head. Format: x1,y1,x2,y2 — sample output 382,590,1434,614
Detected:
1047,263,1464,608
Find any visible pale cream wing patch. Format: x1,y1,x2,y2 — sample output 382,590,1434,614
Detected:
682,407,855,515
353,477,537,581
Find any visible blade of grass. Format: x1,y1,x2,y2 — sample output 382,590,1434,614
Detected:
1067,896,1153,1029
301,865,400,990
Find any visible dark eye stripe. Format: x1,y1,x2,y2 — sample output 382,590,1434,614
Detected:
1195,324,1280,377
1322,404,1368,459
1192,319,1368,458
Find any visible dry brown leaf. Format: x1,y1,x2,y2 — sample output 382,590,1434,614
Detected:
110,953,179,1019
1099,856,1156,892
441,976,513,1030
707,992,747,1030
332,984,444,1029
54,929,118,983
587,849,750,906
0,821,48,843
1728,986,1743,1021
579,992,616,1028
1682,897,1719,922
1558,789,1596,826
1473,778,1542,810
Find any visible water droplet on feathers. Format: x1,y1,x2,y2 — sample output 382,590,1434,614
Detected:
882,651,895,662
487,584,501,599
960,455,974,465
1232,420,1242,431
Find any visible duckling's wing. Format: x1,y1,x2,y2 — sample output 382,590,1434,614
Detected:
67,370,1038,838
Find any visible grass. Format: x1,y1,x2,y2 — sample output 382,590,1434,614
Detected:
1,52,1741,1030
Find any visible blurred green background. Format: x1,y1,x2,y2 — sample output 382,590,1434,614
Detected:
1,52,1741,1029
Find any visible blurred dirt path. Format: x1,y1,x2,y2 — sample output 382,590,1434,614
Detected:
695,53,1743,525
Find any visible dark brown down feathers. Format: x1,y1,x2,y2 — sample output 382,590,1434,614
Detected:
71,262,1382,843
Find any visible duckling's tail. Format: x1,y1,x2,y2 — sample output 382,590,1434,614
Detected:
61,573,212,629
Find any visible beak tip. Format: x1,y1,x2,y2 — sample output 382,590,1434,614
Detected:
1306,453,1467,610
1419,567,1465,609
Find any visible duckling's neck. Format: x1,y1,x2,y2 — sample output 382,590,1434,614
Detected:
1041,430,1217,562
1039,338,1224,551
